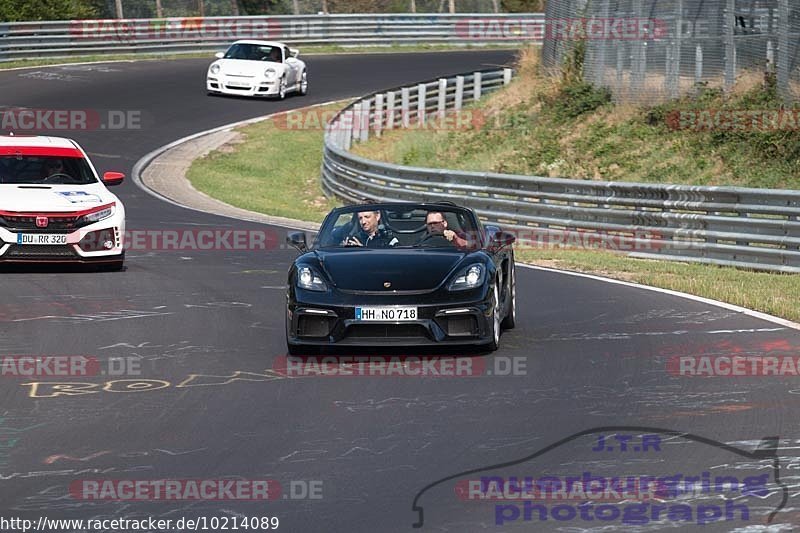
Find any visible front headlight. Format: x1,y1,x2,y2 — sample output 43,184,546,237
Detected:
210,64,220,75
264,68,277,80
297,266,328,292
448,264,485,291
78,203,115,225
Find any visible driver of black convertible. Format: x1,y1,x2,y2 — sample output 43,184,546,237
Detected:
416,211,470,248
340,210,399,248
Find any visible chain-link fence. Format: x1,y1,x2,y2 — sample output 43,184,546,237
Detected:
96,0,505,18
542,0,800,102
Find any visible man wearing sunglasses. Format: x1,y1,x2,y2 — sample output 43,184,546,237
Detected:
417,211,469,248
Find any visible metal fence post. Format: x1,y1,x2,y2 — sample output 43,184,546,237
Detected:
724,0,736,91
359,99,370,143
374,93,384,138
437,78,447,119
342,109,353,151
386,91,396,130
351,103,362,144
667,0,683,99
631,0,646,92
417,83,426,125
401,87,410,127
454,75,464,110
777,0,789,100
694,44,703,87
473,71,482,100
767,41,775,74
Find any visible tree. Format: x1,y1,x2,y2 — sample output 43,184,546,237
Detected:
0,0,98,20
502,0,545,12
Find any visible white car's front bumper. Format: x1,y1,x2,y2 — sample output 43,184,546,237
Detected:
0,215,125,263
207,75,279,97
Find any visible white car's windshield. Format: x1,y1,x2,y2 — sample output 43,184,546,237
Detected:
223,43,282,62
0,155,97,185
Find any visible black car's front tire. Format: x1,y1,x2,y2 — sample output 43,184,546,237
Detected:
486,281,502,351
501,260,516,330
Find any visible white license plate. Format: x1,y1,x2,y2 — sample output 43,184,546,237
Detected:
16,234,67,245
355,306,418,321
227,82,250,88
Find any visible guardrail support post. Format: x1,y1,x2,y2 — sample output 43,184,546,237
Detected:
437,78,447,120
359,99,370,143
503,68,512,85
386,91,396,130
342,110,353,151
352,103,361,145
473,72,482,100
374,93,384,138
454,75,464,111
417,83,426,125
401,87,410,127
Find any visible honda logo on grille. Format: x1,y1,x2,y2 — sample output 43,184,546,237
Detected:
35,216,49,228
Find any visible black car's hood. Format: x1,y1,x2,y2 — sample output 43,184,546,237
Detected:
313,248,467,291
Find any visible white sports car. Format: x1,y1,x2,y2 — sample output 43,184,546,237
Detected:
206,40,308,99
0,135,126,270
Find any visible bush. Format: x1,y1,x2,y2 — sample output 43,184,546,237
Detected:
550,81,612,121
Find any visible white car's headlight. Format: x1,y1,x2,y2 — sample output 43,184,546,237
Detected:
210,64,220,75
297,266,327,292
78,203,115,225
448,264,485,291
264,68,277,80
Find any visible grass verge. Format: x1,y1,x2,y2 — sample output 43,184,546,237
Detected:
186,102,343,222
351,46,800,189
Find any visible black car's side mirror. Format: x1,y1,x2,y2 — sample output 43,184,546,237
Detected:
287,231,307,252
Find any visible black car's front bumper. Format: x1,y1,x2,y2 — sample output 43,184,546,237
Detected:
286,287,494,347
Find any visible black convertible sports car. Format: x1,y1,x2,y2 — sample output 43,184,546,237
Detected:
285,202,516,354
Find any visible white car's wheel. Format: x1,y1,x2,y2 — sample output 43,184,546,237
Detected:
299,70,308,96
277,76,287,100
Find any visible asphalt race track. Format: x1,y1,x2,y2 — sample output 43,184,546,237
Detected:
1,51,800,532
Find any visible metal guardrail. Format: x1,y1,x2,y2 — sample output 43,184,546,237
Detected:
0,14,543,62
322,69,800,274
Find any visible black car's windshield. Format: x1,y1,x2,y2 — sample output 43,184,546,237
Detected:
0,155,97,185
315,205,479,250
223,43,282,62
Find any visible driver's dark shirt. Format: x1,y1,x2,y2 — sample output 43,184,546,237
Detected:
357,228,399,248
